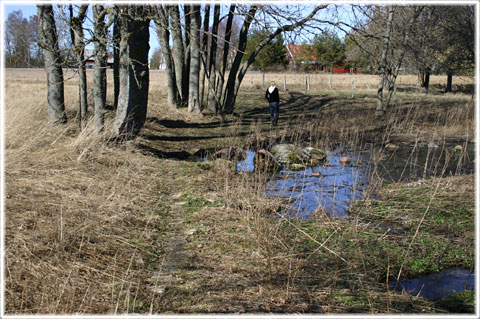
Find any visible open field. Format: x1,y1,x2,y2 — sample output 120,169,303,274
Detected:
3,68,476,314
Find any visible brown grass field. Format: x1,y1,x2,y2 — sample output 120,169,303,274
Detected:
3,68,475,314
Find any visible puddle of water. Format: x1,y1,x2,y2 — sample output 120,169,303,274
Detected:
236,144,475,302
237,143,475,220
238,148,371,219
237,151,256,172
390,268,475,300
376,143,475,182
267,151,371,219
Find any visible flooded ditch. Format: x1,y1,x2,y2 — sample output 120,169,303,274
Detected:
235,141,475,301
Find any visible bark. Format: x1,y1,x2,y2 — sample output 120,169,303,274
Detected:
37,5,67,124
69,4,89,129
183,5,191,105
207,4,222,113
213,4,235,114
446,71,453,92
375,6,395,117
424,70,430,94
384,7,423,108
170,5,186,105
187,5,201,114
154,5,178,106
93,5,108,133
198,4,210,109
113,7,150,138
221,6,257,114
113,10,120,110
418,72,425,87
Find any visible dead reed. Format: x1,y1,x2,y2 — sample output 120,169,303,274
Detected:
3,68,475,314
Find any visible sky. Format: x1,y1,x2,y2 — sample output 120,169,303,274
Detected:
2,2,161,60
2,2,358,61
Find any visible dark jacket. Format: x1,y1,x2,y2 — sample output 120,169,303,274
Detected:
265,87,279,103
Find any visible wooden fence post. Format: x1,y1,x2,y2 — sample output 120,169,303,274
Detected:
262,72,265,87
283,74,286,91
329,75,332,90
352,80,355,98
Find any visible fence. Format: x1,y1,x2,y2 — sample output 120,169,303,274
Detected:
239,71,470,94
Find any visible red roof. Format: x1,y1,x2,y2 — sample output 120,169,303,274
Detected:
286,44,320,62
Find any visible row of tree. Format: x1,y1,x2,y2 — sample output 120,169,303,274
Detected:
340,5,474,114
32,4,475,137
36,4,328,137
5,10,43,68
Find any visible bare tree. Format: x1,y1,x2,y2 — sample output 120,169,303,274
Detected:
207,4,223,113
112,8,121,110
5,11,40,67
92,5,112,133
153,4,326,116
170,5,187,106
69,4,89,128
153,5,178,106
112,6,151,138
187,5,201,114
37,4,67,124
408,6,474,93
198,4,210,109
221,5,327,114
375,6,395,116
345,5,423,114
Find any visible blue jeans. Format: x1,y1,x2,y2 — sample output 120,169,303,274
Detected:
269,102,279,123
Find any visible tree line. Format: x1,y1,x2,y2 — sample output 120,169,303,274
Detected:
17,4,476,138
35,4,327,136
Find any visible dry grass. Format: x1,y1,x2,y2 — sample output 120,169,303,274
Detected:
4,69,181,313
241,71,474,92
3,68,475,314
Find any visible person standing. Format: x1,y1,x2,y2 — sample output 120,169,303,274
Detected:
265,81,280,126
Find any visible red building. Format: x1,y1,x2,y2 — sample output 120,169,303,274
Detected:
285,44,357,73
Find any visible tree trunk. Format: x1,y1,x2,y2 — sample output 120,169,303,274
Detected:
183,5,191,106
112,10,120,110
229,6,327,112
198,4,210,109
424,72,430,93
375,6,395,117
69,5,89,129
419,71,425,87
37,5,67,124
188,5,201,114
222,5,254,114
113,7,150,138
446,71,453,92
384,7,423,108
215,5,236,115
93,5,108,133
170,5,186,106
207,4,223,113
154,5,178,106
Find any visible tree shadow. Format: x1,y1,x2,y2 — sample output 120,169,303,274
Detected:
239,91,334,122
136,143,195,160
147,117,233,129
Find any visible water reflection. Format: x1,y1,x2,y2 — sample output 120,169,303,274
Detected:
390,268,475,300
235,144,475,301
238,148,371,219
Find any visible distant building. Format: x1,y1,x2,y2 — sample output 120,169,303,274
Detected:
285,44,323,71
84,49,114,69
285,44,357,73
